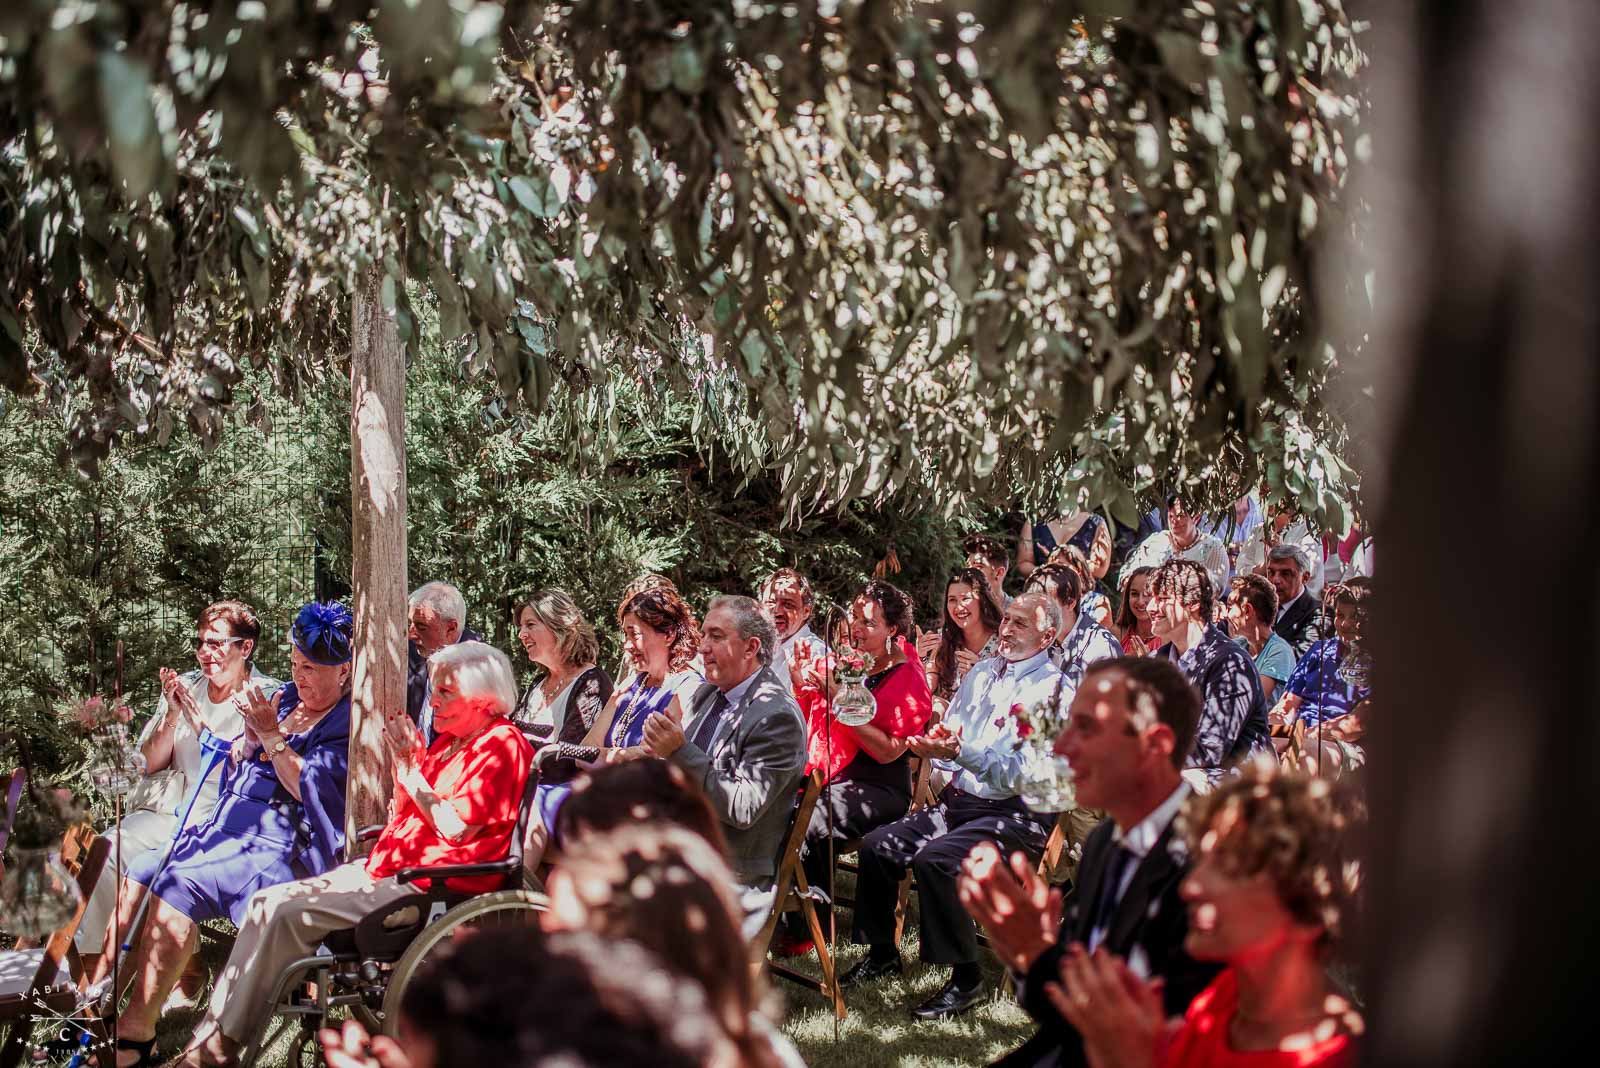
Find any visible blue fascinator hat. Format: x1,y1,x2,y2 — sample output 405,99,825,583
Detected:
291,602,355,666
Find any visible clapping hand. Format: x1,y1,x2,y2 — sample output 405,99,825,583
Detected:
913,627,942,666
236,682,280,737
908,721,961,760
160,667,203,732
958,842,1062,973
1045,946,1166,1068
320,1019,412,1068
954,647,980,678
641,711,686,758
383,709,424,785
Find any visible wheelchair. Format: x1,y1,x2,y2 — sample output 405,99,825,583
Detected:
238,769,546,1066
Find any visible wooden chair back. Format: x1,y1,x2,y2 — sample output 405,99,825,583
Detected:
0,822,112,1068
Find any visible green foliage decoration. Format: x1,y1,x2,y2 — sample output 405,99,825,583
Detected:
0,1,1369,527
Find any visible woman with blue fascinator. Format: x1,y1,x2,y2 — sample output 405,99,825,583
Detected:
84,602,356,1068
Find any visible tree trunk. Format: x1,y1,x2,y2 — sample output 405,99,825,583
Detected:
346,268,407,851
1360,3,1600,1063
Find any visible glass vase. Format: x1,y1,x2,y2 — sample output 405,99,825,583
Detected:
0,847,83,938
1018,744,1076,813
89,723,147,797
832,675,877,727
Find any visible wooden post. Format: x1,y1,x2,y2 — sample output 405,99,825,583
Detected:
346,268,407,850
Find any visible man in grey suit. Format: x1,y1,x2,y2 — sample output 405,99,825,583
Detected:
642,594,807,933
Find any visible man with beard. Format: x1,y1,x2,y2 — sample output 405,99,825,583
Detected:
842,591,1065,1019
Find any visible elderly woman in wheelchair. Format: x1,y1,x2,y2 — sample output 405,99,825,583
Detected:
175,640,532,1068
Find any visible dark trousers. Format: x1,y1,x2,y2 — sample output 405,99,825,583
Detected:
853,786,1051,966
782,779,910,938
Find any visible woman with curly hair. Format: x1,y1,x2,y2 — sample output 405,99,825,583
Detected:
1046,761,1365,1068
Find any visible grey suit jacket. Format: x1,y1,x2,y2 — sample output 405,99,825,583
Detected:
671,664,806,886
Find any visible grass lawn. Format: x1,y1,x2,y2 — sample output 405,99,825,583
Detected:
144,904,1035,1068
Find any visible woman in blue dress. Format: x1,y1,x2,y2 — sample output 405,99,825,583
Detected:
523,585,701,867
89,602,355,1068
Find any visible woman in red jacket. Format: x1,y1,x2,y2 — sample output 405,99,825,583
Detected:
773,580,932,956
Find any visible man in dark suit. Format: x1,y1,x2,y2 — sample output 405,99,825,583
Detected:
643,594,806,934
960,656,1219,1068
1264,545,1322,658
406,581,482,743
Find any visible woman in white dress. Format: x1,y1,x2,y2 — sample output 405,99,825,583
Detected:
77,601,278,981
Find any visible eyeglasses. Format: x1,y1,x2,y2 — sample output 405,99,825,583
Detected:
195,637,245,653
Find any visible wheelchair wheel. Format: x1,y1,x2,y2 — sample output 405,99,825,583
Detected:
378,889,546,1035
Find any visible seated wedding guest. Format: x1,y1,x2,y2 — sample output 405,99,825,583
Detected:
76,601,279,983
1269,580,1373,776
578,585,703,761
1148,560,1271,789
642,596,806,933
1224,575,1296,701
1115,566,1161,656
1261,544,1323,658
512,589,611,739
1121,496,1230,608
176,641,532,1067
962,657,1218,1068
520,585,702,865
775,580,933,955
759,567,830,691
1239,502,1326,598
88,602,355,1068
407,581,481,742
1046,762,1364,1068
915,566,1003,713
845,591,1064,1019
555,758,729,856
322,929,736,1068
545,825,801,1068
964,532,1013,607
1027,563,1121,692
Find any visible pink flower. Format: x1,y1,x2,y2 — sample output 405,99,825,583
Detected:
1017,720,1034,739
1009,703,1024,718
114,704,133,724
993,717,1005,728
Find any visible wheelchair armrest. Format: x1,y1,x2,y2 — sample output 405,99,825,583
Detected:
394,857,520,887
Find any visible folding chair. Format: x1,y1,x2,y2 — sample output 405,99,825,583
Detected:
755,772,846,1020
0,821,113,1068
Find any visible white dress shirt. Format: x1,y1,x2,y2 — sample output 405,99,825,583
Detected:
936,649,1066,800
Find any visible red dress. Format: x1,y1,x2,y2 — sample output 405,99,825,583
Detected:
1159,970,1357,1068
365,718,533,893
798,640,932,783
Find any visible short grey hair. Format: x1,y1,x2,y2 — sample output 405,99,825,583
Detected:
428,641,517,717
706,594,779,666
1266,544,1313,576
409,581,466,630
1011,589,1063,636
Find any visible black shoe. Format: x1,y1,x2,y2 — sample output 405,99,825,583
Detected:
911,976,986,1019
839,950,903,988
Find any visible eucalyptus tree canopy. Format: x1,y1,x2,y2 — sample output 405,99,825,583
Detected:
0,0,1368,527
